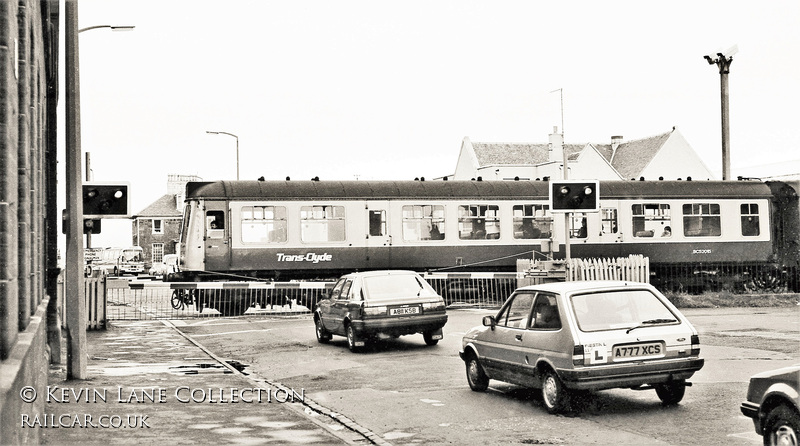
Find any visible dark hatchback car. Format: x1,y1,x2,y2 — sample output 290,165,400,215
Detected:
741,365,800,446
313,270,448,352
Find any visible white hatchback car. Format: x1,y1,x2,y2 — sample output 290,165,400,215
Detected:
460,280,704,414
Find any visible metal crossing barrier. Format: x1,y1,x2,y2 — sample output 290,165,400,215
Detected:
102,273,532,321
106,280,334,320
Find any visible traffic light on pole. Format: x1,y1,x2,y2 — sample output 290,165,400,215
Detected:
82,182,130,218
549,180,599,212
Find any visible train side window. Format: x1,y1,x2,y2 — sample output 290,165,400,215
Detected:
632,204,671,238
241,206,287,243
513,204,551,239
458,205,501,240
683,203,721,237
300,205,346,242
206,210,225,239
570,213,588,239
402,205,445,241
369,210,386,237
601,208,618,234
740,203,760,236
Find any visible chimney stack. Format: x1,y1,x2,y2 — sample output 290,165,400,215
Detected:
611,135,623,151
548,126,564,162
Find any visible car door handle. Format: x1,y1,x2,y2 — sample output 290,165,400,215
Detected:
515,334,523,341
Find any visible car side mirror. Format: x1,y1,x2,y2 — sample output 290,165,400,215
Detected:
482,315,496,330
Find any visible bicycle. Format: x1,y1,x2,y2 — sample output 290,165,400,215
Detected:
171,289,202,312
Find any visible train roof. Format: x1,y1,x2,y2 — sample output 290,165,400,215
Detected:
184,180,775,201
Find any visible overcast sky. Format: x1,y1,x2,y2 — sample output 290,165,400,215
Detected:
62,0,800,247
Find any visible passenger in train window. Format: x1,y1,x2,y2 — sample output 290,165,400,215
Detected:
429,223,444,240
661,226,672,237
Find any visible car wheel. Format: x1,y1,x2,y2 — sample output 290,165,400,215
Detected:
346,324,361,353
423,330,439,346
466,356,489,392
655,380,686,406
314,317,331,344
541,369,570,414
763,404,800,446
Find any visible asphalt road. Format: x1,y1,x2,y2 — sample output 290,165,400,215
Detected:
174,305,800,445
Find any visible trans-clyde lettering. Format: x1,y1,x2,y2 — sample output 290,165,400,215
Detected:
276,253,332,263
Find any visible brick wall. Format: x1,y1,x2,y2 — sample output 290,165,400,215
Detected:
0,0,59,443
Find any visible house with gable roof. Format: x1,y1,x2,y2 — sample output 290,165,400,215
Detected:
131,174,199,269
451,127,715,182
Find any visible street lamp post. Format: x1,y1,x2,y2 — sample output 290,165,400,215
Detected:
65,0,86,380
704,45,737,181
79,25,135,33
206,131,240,180
79,24,134,252
64,13,135,379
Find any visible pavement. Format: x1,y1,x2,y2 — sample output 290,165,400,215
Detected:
41,320,373,445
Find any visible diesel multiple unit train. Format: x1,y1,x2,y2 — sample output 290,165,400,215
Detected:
170,179,799,313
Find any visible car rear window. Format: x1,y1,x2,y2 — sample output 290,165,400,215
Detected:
571,289,678,332
363,274,438,300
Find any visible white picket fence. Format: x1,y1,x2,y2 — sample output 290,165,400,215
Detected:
566,255,650,283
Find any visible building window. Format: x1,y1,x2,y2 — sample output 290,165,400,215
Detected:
241,206,287,243
152,243,164,264
402,205,445,241
300,205,346,242
632,204,671,238
152,219,163,234
513,204,551,239
741,203,760,236
683,203,721,237
459,205,500,240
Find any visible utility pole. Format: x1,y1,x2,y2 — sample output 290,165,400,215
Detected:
704,45,737,180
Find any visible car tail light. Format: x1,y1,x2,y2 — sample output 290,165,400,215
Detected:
363,305,387,316
422,301,445,311
573,345,585,366
690,335,700,356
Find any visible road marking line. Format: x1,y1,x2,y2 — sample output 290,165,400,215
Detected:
190,329,272,337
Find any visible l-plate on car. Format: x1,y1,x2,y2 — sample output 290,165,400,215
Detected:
314,270,448,352
460,280,704,414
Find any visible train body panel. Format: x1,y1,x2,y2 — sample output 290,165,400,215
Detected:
173,179,798,287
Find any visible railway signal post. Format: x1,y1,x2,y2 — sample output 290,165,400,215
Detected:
549,180,600,265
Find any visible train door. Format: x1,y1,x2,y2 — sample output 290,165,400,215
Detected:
597,204,624,257
365,202,392,268
203,201,231,271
